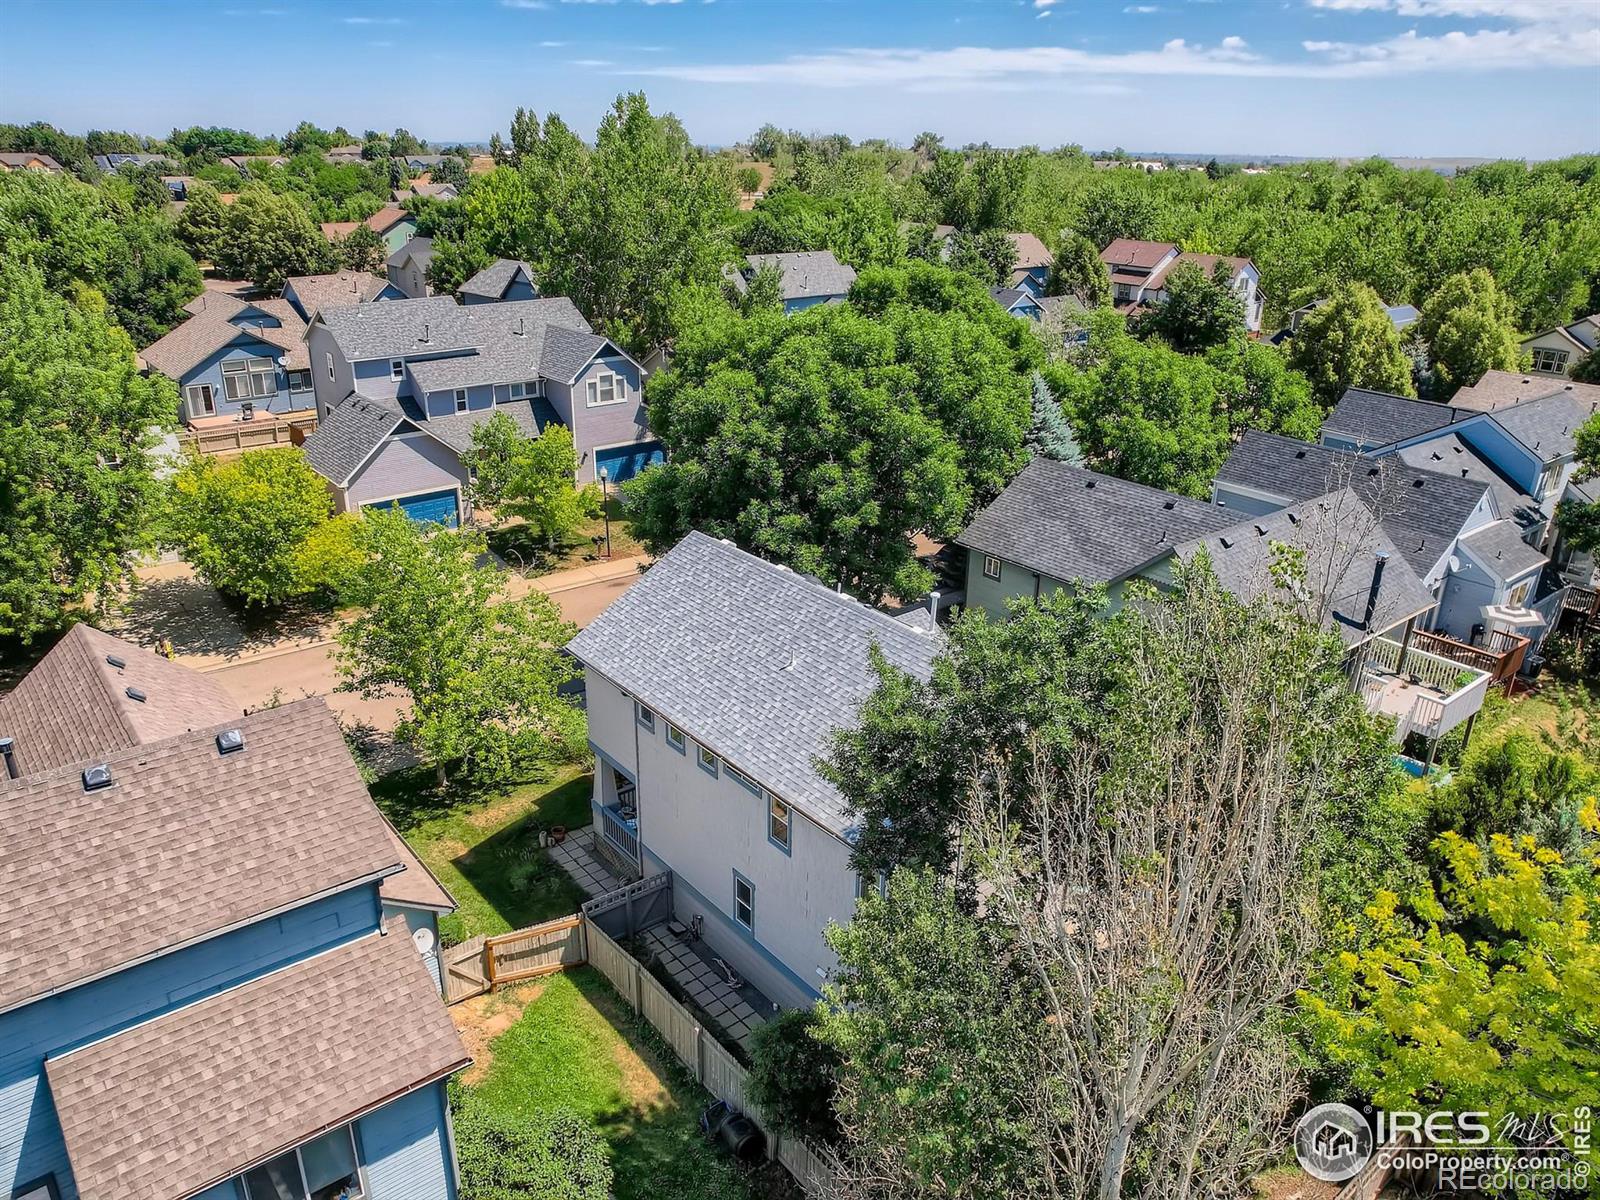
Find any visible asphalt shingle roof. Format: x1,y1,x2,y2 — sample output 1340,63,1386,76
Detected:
1450,370,1600,414
1396,434,1544,532
386,234,434,271
459,258,537,300
411,397,543,454
1459,519,1547,580
1491,390,1599,463
958,458,1236,586
568,532,940,835
315,296,593,378
1216,431,1490,573
46,919,470,1200
283,270,392,320
1172,489,1437,646
1006,231,1052,269
745,250,857,301
0,625,238,778
541,326,611,383
0,699,404,1013
300,393,407,486
1320,388,1466,448
141,297,309,377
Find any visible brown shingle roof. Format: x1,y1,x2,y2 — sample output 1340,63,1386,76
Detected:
1146,251,1253,291
141,297,309,377
284,270,393,320
0,625,238,778
1450,370,1600,414
1006,231,1052,269
46,919,470,1200
0,699,404,1012
1099,238,1177,270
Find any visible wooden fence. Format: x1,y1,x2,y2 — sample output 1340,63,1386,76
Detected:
583,919,840,1195
179,414,317,457
443,934,489,1004
442,914,588,1003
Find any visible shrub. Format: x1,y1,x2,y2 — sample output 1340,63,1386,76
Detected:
745,1008,842,1145
452,1097,612,1200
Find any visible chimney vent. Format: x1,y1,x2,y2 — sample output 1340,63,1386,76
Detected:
0,737,16,780
216,728,246,755
125,686,147,703
82,763,113,792
106,655,126,670
421,322,430,344
1363,551,1389,631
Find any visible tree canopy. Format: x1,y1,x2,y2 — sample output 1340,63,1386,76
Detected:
1415,267,1525,399
1286,282,1416,409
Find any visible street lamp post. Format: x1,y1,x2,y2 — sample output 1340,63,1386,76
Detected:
599,466,612,560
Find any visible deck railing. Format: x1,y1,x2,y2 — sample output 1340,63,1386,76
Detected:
600,804,640,866
1363,637,1491,741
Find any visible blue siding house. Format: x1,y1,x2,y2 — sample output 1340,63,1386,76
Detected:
142,293,314,426
738,251,857,315
990,286,1043,321
0,626,467,1200
458,259,539,305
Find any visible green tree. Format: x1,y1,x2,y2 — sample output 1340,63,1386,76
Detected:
103,211,204,345
451,1097,612,1200
1415,267,1525,398
0,261,177,639
431,155,469,190
335,510,584,786
1287,281,1416,409
175,179,228,264
1045,231,1111,307
462,409,527,509
500,424,601,550
746,1009,843,1145
390,128,423,158
1136,260,1246,353
1571,347,1600,383
735,165,762,193
336,221,384,272
425,233,492,295
215,183,334,291
1555,409,1600,562
167,448,355,606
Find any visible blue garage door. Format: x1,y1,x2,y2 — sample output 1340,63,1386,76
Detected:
367,488,459,527
594,441,664,485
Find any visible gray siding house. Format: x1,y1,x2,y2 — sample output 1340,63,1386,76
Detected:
140,293,313,426
459,259,539,305
301,294,659,525
387,237,435,299
569,532,941,1009
738,250,857,314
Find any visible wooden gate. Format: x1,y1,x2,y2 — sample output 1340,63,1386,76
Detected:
443,934,489,1004
486,915,587,987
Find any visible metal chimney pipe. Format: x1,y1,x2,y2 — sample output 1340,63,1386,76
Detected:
1363,551,1388,631
0,737,16,780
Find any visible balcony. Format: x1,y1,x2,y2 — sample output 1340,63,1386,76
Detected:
1359,636,1491,744
600,781,639,867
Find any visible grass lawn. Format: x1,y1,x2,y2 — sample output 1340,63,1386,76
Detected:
370,763,594,944
487,494,645,577
1470,678,1598,765
454,970,766,1200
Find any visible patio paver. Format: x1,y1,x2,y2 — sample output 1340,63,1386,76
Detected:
639,926,773,1055
549,832,624,900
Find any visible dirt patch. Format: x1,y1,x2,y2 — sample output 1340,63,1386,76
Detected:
1251,1167,1340,1200
432,836,469,863
452,983,544,1085
466,794,535,831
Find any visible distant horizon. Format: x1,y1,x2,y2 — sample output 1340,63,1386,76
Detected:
4,0,1597,160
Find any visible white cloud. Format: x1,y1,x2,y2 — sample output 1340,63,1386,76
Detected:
1034,0,1058,8
502,0,549,7
539,39,570,46
1124,4,1162,12
340,15,404,24
1038,9,1051,17
571,58,615,66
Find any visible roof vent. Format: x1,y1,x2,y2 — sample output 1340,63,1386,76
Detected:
420,322,430,344
216,728,245,755
1367,466,1380,477
125,686,147,703
1287,511,1301,525
1162,499,1176,510
1254,524,1268,536
1462,469,1470,477
1084,479,1096,489
82,763,113,792
1294,449,1307,459
1412,478,1425,488
0,737,16,780
1219,536,1233,549
106,655,126,670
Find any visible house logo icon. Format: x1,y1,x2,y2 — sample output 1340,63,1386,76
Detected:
1293,1102,1373,1182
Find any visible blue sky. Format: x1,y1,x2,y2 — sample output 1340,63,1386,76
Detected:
3,0,1596,158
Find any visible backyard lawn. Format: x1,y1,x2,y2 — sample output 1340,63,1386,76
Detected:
454,971,766,1200
1471,678,1598,764
371,763,594,944
487,494,645,577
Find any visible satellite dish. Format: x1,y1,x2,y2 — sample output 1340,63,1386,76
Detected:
412,926,436,955
1447,555,1461,574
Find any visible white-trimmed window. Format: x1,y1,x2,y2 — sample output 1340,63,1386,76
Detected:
509,380,542,399
242,1126,362,1200
733,875,754,930
982,554,1002,581
325,351,335,382
768,794,791,850
636,703,655,732
221,355,278,400
697,744,719,776
1507,577,1534,607
185,384,216,418
287,369,312,393
585,370,626,408
665,723,685,753
855,871,888,901
390,359,405,381
1531,347,1569,375
454,389,469,413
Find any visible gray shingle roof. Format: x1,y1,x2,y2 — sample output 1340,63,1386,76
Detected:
1449,370,1600,413
745,250,857,301
1459,519,1548,580
990,286,1031,313
46,918,469,1200
1321,388,1466,448
568,532,940,835
315,296,593,378
541,326,611,383
0,699,404,1013
413,397,542,454
300,393,407,486
459,258,537,300
1396,433,1544,532
958,458,1236,587
387,234,435,271
1216,431,1489,573
1172,489,1437,645
1491,390,1599,463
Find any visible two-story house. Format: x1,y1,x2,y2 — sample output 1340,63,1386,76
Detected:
568,532,941,1010
458,259,539,305
282,270,405,323
737,251,857,314
301,294,658,525
1005,232,1053,295
321,207,418,258
989,286,1044,321
386,237,435,299
1520,313,1598,378
141,292,313,426
1099,238,1266,333
0,152,63,173
0,626,467,1200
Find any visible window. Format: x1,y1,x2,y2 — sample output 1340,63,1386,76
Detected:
665,723,685,753
585,370,626,408
636,703,655,733
12,1176,60,1200
768,793,791,851
855,871,887,901
242,1127,362,1200
390,359,405,381
221,355,278,400
1531,347,1569,375
509,380,542,399
982,554,1002,581
1507,577,1534,607
288,369,312,393
454,389,469,413
326,351,335,382
733,874,754,930
185,383,216,418
697,744,719,777
726,764,760,796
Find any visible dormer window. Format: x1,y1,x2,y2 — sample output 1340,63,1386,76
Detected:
454,389,469,413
